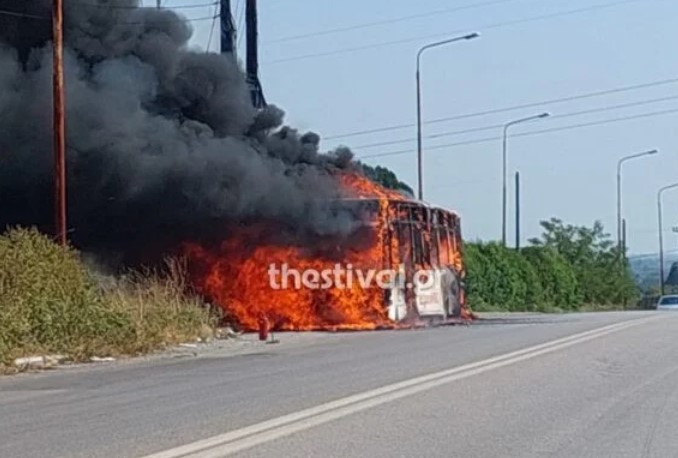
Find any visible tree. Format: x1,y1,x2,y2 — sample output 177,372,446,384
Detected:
529,218,638,305
360,164,414,196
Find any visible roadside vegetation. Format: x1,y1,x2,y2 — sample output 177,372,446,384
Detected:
0,228,215,370
465,218,639,313
367,167,648,312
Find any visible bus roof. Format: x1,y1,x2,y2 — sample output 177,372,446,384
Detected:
337,197,461,218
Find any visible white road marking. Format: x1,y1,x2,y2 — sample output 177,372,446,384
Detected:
141,317,654,458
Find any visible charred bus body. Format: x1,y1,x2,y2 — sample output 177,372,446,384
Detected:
342,197,469,325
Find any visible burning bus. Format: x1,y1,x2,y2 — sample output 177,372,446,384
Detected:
0,1,471,331
186,172,470,332
340,195,468,325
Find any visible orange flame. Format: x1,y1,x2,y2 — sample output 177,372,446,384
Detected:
185,228,390,331
185,172,469,331
337,173,407,201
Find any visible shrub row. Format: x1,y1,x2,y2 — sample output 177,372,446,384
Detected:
464,241,637,312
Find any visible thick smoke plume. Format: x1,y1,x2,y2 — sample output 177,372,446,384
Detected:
0,0,361,264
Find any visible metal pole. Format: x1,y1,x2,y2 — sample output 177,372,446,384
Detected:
622,218,627,260
616,162,622,253
246,0,258,79
501,112,550,247
156,0,161,8
659,194,665,296
416,65,423,201
515,171,520,250
502,125,508,247
220,0,236,55
616,150,658,255
53,0,67,247
245,0,266,108
415,33,479,202
658,183,678,296
622,217,630,309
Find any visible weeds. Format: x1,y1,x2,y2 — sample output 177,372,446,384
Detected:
0,228,215,368
101,258,216,354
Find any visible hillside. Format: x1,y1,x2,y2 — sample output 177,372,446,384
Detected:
629,252,678,291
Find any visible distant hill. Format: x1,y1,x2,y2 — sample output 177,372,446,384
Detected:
629,252,678,291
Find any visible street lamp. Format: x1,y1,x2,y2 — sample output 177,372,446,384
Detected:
657,182,678,296
416,32,479,201
501,112,550,247
616,149,659,255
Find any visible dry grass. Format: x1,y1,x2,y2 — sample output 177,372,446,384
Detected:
0,228,215,369
101,259,216,353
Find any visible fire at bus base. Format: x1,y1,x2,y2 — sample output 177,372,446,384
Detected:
185,172,472,332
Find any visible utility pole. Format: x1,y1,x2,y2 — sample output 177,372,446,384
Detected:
53,0,67,247
515,171,521,250
156,0,161,8
622,218,627,260
220,0,236,55
246,0,266,108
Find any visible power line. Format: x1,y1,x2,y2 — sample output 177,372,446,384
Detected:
359,106,678,159
206,2,220,52
326,76,678,141
65,0,218,9
266,0,647,64
0,8,45,19
266,0,521,44
352,94,678,150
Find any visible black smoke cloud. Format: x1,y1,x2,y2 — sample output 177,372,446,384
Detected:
0,0,360,263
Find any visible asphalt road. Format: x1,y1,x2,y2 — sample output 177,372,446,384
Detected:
2,311,677,458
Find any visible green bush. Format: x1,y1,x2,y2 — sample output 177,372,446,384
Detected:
522,246,582,309
0,228,134,363
463,242,487,310
464,219,637,313
0,228,214,367
464,242,543,312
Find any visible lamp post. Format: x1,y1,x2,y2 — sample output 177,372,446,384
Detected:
416,32,479,201
658,183,678,296
501,112,550,247
616,149,659,256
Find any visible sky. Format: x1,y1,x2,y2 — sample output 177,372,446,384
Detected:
159,0,678,255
